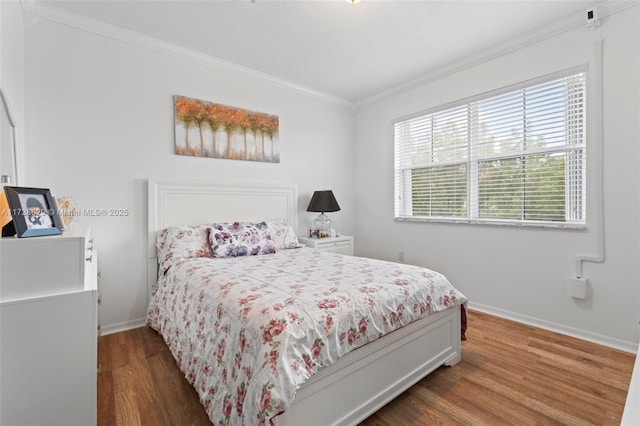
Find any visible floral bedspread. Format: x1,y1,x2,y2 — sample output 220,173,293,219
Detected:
147,248,466,425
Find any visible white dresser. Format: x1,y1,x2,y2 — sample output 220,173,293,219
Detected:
298,235,354,256
0,222,97,426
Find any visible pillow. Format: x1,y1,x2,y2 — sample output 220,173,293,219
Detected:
266,219,302,250
157,225,213,274
209,221,276,258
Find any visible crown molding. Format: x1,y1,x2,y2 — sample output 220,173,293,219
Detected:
356,1,638,109
26,1,354,109
22,1,637,111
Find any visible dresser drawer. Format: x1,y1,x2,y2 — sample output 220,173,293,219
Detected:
0,222,93,301
298,235,354,256
317,240,352,255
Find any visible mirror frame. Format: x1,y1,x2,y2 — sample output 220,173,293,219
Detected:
0,88,19,186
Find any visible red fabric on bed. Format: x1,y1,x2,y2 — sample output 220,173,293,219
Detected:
461,304,468,341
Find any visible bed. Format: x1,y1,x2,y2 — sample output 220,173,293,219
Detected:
147,180,466,425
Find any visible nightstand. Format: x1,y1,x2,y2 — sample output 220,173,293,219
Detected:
298,235,353,256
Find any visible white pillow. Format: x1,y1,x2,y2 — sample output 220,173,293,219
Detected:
266,219,302,250
156,225,213,274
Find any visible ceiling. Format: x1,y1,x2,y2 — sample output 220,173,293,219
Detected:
39,0,601,103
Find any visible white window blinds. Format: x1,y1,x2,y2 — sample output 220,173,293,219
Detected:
394,69,586,227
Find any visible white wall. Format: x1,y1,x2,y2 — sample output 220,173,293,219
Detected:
355,6,640,350
0,0,25,185
24,17,355,330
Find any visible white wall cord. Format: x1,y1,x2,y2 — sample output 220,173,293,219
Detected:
575,33,605,279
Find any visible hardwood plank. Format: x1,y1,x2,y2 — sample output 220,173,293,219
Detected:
97,370,115,426
126,328,176,425
97,332,116,425
146,348,211,425
111,365,143,426
97,310,635,425
102,332,131,372
138,323,168,358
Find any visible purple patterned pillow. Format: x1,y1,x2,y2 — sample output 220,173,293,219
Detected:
209,221,276,258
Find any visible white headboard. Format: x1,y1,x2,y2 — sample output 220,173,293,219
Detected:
147,180,298,297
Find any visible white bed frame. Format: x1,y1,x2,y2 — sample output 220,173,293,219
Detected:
148,180,462,426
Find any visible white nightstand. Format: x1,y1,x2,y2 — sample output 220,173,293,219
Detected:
298,235,353,256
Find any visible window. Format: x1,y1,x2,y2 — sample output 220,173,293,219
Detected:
394,69,586,227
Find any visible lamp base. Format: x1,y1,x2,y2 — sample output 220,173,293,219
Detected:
313,213,332,238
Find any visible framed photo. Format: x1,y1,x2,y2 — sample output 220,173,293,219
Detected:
3,186,63,238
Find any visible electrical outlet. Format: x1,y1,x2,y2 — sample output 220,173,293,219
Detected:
398,251,405,262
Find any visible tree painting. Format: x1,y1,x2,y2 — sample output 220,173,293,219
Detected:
174,95,280,163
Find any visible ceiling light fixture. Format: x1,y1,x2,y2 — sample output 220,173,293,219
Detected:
345,0,362,4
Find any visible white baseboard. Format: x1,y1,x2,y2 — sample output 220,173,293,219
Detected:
468,302,638,354
100,317,146,336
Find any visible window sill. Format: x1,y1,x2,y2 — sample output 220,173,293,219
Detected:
394,216,586,230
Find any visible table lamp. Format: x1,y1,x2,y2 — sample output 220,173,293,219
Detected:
307,190,340,238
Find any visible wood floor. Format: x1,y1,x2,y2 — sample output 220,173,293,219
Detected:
98,310,635,425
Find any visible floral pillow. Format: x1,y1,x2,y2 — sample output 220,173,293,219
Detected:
266,219,302,250
157,225,213,274
209,221,277,258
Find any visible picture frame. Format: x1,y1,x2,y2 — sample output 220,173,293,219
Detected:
174,95,280,163
3,186,63,238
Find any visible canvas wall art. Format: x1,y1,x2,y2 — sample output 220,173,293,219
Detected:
174,95,280,163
